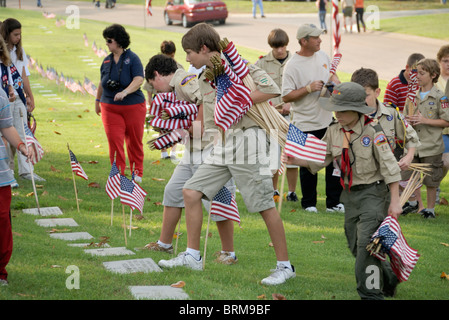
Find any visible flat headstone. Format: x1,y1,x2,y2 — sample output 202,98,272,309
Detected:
103,258,162,274
84,247,135,257
68,243,110,248
35,218,78,227
50,232,93,241
129,286,189,300
23,206,63,216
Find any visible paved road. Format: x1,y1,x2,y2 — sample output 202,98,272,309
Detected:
7,0,449,80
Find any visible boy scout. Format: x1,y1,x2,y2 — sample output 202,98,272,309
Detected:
158,23,295,286
403,58,449,218
283,82,402,299
255,28,299,202
351,68,421,214
144,54,238,264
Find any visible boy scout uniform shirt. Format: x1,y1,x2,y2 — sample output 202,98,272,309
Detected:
255,51,292,107
403,85,449,157
370,100,420,152
199,63,281,135
307,116,401,187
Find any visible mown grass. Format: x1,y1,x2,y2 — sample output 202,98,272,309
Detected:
1,7,449,302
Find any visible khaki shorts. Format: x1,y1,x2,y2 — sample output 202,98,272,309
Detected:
343,6,353,17
401,154,444,187
184,128,275,213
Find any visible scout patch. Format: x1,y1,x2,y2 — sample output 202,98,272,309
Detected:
386,114,393,121
360,135,371,147
441,96,449,109
124,57,131,65
181,74,197,86
374,133,388,146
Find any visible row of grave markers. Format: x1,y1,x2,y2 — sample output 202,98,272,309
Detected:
23,206,189,300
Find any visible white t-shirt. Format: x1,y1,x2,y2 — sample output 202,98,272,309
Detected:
281,50,332,132
9,46,30,97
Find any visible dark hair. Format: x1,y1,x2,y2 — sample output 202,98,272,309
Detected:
160,40,176,56
0,18,23,61
145,54,178,81
407,53,425,68
351,67,379,90
181,23,220,53
268,29,289,48
103,24,130,49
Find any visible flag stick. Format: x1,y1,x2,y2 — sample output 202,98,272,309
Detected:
202,208,213,270
174,212,182,255
110,199,114,226
122,204,127,246
19,110,41,215
129,208,133,236
278,164,287,213
67,143,80,212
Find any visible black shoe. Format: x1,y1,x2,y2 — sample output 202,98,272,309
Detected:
286,192,298,202
419,209,436,219
401,202,418,215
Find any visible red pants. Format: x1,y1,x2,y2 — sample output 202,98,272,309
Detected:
101,102,146,177
0,185,12,281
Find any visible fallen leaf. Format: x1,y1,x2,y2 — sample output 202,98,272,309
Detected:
47,228,71,233
41,190,49,196
173,232,183,239
171,281,186,288
84,109,90,112
272,293,286,300
152,178,165,181
134,214,144,220
440,243,449,247
26,192,34,197
289,209,296,213
151,160,161,165
50,265,62,268
57,195,68,200
12,192,19,196
54,131,61,135
51,165,61,172
208,232,213,238
35,184,44,188
88,182,100,188
12,231,22,237
440,197,448,205
273,195,280,203
313,241,325,244
153,201,162,206
77,115,82,118
88,160,99,164
321,234,327,239
257,294,266,299
268,242,274,247
94,144,101,148
440,272,449,280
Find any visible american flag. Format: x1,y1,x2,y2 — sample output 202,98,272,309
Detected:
120,175,146,213
210,186,240,225
284,124,327,163
146,0,153,16
369,216,420,282
406,68,418,104
332,0,341,54
214,65,252,131
329,53,342,75
106,161,121,200
24,121,44,165
69,149,88,180
153,130,183,150
221,41,249,80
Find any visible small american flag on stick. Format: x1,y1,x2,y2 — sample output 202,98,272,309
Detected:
120,175,146,213
210,186,240,225
106,161,121,200
367,216,420,282
24,121,44,165
284,124,327,163
69,149,88,180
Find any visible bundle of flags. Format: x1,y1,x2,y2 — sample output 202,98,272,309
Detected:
210,186,240,226
83,77,98,97
366,216,420,282
220,40,249,80
106,162,147,213
284,124,327,163
69,149,88,180
147,92,197,149
24,121,44,165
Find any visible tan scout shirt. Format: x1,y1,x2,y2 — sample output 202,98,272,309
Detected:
369,100,420,151
308,116,401,187
170,69,202,104
199,63,281,133
143,61,185,97
403,86,449,157
255,51,292,107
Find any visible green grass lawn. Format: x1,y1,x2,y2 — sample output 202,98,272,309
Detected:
1,7,449,302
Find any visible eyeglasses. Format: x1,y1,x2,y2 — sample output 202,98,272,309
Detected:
106,39,114,44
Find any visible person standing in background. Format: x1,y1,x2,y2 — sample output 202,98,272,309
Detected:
252,0,265,19
354,0,366,33
316,0,328,34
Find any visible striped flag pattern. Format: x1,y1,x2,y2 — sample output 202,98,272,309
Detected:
329,53,342,75
69,149,88,180
24,121,44,165
369,216,420,282
105,161,121,200
120,175,146,213
153,130,183,150
284,124,327,163
210,186,240,225
221,40,250,80
332,0,341,54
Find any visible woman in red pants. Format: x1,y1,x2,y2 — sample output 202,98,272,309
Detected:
95,24,146,182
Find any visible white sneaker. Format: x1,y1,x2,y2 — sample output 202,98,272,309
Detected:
134,175,142,184
10,179,19,188
326,203,345,213
304,206,318,213
261,264,295,286
158,251,203,271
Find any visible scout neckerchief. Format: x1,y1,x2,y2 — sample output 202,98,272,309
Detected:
9,63,27,106
340,116,373,191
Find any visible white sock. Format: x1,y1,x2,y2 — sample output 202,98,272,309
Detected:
161,151,168,158
287,191,293,196
222,250,236,258
277,261,292,270
156,240,172,249
186,248,201,261
427,208,435,213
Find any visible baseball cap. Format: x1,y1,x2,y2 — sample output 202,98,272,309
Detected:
319,82,373,114
296,24,324,40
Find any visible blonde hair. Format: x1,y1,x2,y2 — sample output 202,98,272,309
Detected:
0,34,11,66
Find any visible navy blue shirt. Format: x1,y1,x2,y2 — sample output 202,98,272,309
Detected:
100,49,145,105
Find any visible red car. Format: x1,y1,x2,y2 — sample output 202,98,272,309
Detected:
164,0,228,28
